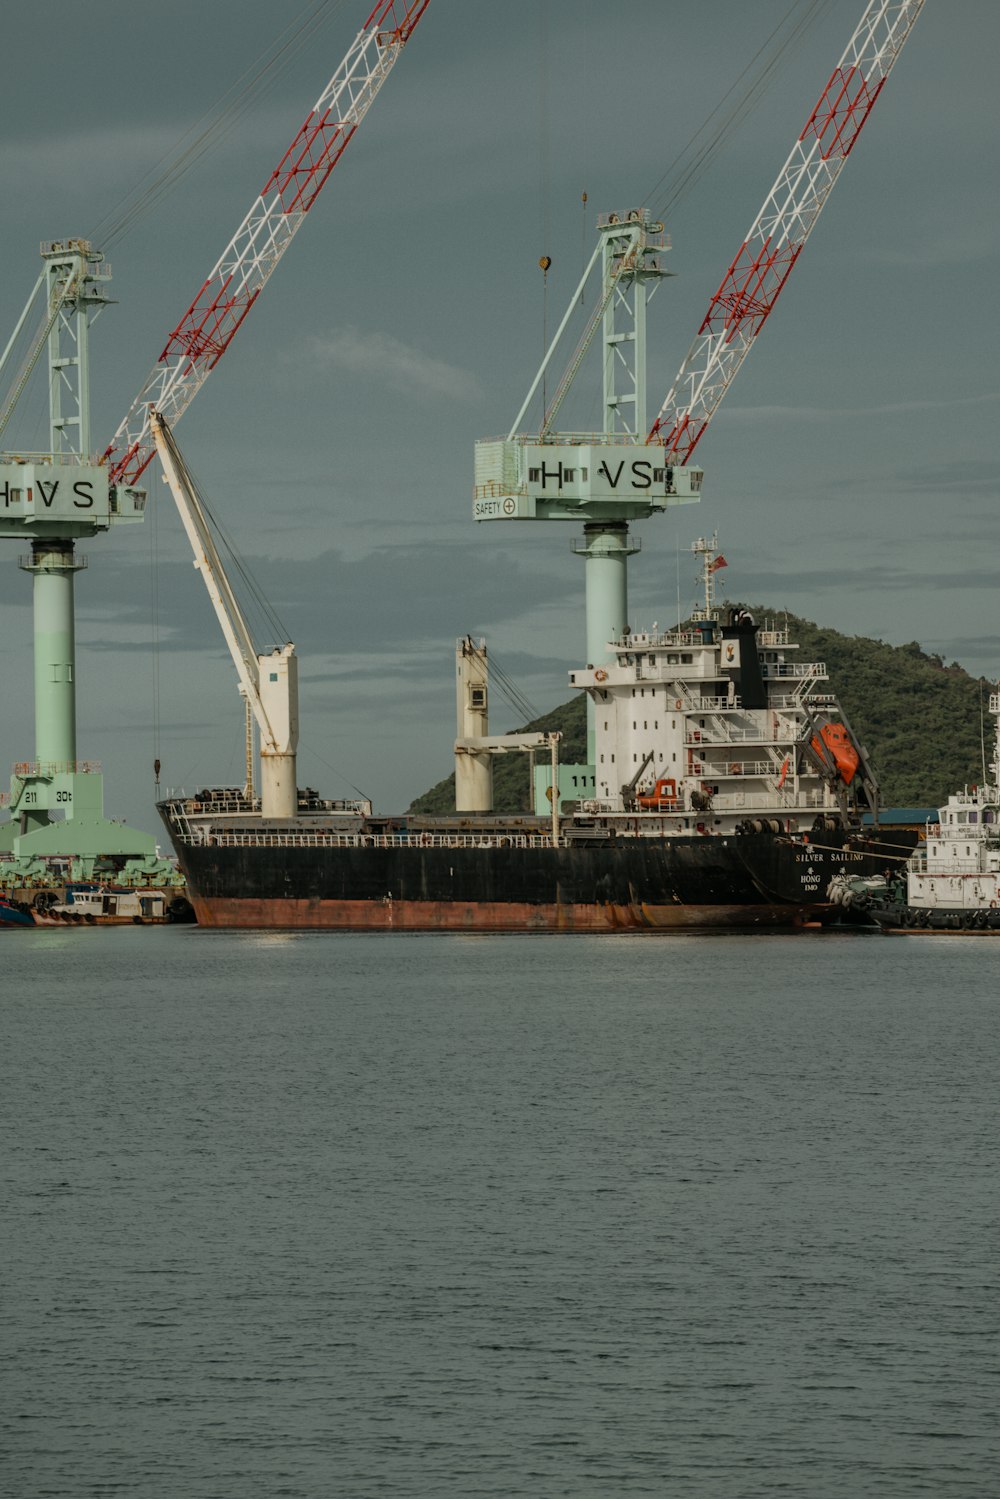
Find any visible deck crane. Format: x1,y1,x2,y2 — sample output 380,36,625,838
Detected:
473,0,925,764
151,412,299,819
0,0,430,881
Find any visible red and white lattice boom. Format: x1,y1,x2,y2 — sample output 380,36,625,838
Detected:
649,0,925,463
106,0,430,487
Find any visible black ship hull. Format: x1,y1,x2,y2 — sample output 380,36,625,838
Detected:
164,815,915,930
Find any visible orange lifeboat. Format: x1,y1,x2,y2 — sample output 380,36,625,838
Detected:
810,722,859,785
637,777,677,809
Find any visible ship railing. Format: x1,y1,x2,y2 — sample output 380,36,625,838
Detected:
760,661,826,679
575,790,828,816
686,726,785,744
682,698,809,716
707,760,780,777
164,791,372,819
757,630,791,647
175,829,558,850
709,789,828,811
575,802,699,825
677,695,741,712
924,822,998,840
911,852,984,874
188,797,260,816
615,629,708,649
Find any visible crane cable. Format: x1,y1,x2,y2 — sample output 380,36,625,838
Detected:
149,457,162,788
647,0,837,225
568,0,835,439
88,0,351,252
488,650,541,729
161,448,291,653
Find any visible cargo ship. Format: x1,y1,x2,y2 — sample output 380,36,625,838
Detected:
159,541,917,931
148,0,930,934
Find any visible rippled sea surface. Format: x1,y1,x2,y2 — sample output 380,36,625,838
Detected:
3,927,998,1497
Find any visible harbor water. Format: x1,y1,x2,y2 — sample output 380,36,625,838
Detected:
3,927,998,1497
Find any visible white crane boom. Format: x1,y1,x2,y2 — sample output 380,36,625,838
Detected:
151,410,299,818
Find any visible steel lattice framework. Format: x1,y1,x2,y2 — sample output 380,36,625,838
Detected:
649,0,925,463
106,0,430,487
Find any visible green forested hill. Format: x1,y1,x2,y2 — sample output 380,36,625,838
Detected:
409,614,992,815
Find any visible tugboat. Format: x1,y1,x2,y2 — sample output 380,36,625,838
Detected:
828,685,1000,932
0,884,194,928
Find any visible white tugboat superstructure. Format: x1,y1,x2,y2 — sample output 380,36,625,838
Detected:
829,686,1000,931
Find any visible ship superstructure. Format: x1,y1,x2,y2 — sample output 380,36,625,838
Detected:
573,536,874,836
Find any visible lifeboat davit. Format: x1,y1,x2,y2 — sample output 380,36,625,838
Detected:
811,722,859,785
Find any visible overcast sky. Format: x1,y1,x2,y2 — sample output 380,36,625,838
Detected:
1,0,997,834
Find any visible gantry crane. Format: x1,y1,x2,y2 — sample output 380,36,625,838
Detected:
474,0,925,763
0,1,429,881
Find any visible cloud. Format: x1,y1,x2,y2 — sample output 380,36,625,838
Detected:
733,565,1000,597
301,328,484,404
859,227,998,271
924,636,1000,659
71,541,578,657
722,392,1000,425
891,459,1000,495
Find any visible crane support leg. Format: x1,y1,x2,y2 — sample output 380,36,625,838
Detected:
260,751,297,820
579,523,638,761
23,541,82,766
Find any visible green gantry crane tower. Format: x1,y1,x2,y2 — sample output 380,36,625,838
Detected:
0,1,429,888
0,239,154,883
474,0,925,781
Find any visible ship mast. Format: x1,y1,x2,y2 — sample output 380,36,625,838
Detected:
690,533,726,623
990,686,1000,795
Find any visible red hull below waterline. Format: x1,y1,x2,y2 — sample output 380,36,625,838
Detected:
189,896,822,931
